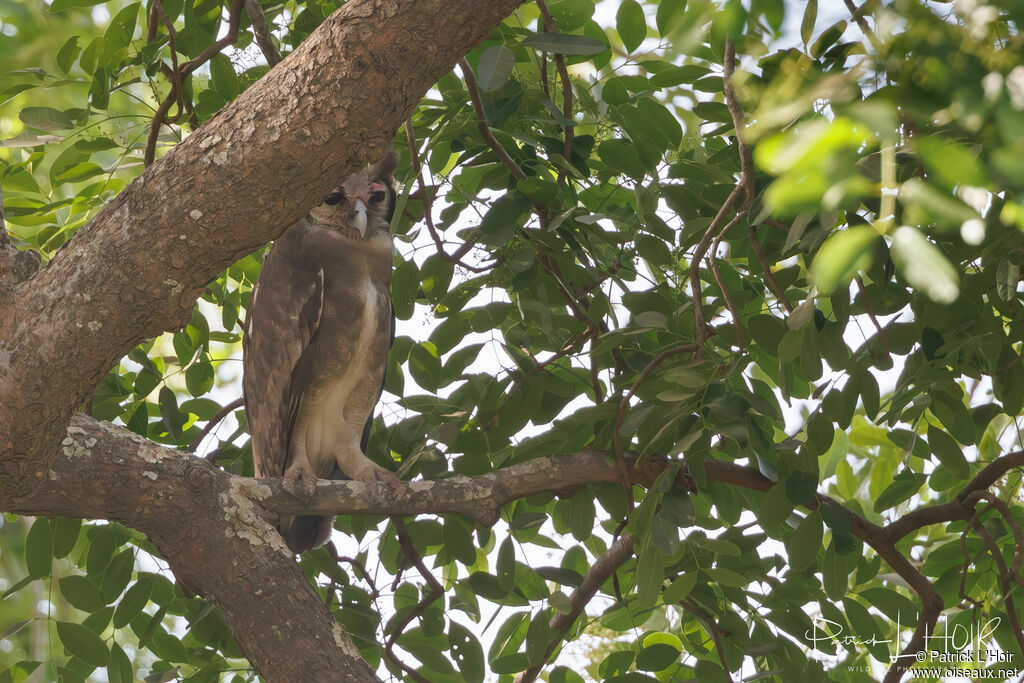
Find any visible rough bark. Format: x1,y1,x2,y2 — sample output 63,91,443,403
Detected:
0,0,523,501
11,415,375,682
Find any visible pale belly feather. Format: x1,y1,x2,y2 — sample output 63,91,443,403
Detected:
302,278,383,477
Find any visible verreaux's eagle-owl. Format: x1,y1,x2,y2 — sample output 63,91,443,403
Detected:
243,150,401,553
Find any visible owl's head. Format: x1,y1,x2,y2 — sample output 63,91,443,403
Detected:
308,149,399,239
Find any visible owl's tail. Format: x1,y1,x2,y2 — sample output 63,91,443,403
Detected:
281,515,334,553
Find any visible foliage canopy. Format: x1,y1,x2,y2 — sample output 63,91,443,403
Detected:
2,0,1024,681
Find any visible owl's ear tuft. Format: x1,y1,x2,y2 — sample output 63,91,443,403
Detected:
371,148,399,183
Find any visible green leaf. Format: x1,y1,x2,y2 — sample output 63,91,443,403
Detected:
86,527,116,576
635,543,663,608
520,32,607,56
477,45,515,92
822,541,849,600
58,575,105,612
661,573,696,604
19,107,74,132
890,226,959,304
785,469,818,505
107,643,133,683
598,139,648,179
548,0,594,31
408,342,442,393
757,483,795,529
873,470,927,512
811,225,876,294
56,36,81,75
101,3,139,68
655,0,685,36
706,567,747,588
650,65,709,88
650,508,680,556
927,425,970,480
25,518,52,579
158,387,182,438
53,162,104,186
78,36,103,74
210,54,240,100
914,138,987,190
49,0,109,10
616,0,647,53
447,623,485,683
996,259,1020,301
51,518,81,559
185,360,215,397
787,510,823,571
100,550,135,603
497,537,515,591
636,642,680,672
113,576,153,627
56,621,108,667
479,192,530,245
800,0,818,45
525,610,550,664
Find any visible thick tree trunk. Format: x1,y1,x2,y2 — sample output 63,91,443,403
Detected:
0,0,520,678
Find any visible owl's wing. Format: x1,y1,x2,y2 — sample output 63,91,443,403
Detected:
242,227,323,479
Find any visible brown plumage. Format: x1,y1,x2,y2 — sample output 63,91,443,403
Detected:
243,150,400,553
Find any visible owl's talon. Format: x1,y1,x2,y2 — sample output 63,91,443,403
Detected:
284,461,318,499
348,460,402,498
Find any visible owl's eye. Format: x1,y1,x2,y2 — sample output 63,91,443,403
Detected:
369,189,387,203
324,190,346,206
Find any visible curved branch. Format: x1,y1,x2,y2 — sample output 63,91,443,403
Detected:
885,450,1024,542
9,415,376,682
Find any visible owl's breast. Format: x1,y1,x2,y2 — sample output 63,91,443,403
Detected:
299,270,390,473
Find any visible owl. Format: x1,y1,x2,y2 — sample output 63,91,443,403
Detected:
243,150,401,553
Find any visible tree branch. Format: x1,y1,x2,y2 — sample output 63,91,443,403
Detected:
885,450,1024,542
244,0,283,67
14,412,1015,681
459,57,527,181
9,415,376,681
514,534,635,683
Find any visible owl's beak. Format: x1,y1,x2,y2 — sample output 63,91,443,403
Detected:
351,200,368,236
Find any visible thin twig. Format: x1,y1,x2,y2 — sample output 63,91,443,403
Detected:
536,0,574,187
0,182,7,245
514,534,635,683
459,58,527,181
885,451,1024,542
689,185,745,345
842,0,884,53
681,597,735,682
722,40,755,206
690,40,756,349
190,397,244,452
385,520,444,651
404,118,491,273
708,211,748,349
747,224,793,313
967,505,1024,655
244,0,282,67
612,344,699,507
145,0,244,165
